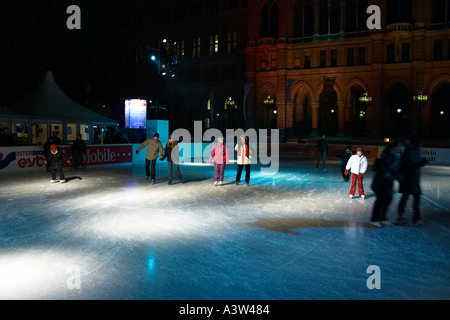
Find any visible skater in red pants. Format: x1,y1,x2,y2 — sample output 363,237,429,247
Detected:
345,146,368,199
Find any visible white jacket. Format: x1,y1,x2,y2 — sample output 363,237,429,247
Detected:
235,144,252,165
346,155,368,175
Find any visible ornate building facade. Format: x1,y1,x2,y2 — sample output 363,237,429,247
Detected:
245,0,450,139
110,0,450,140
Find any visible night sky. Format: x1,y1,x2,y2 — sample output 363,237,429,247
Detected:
1,0,114,107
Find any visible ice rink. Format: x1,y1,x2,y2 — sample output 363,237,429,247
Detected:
0,158,449,300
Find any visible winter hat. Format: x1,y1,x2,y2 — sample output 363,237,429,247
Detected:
153,133,159,138
50,144,57,151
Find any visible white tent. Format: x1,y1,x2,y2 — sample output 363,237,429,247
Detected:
1,71,118,145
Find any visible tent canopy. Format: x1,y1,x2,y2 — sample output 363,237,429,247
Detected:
8,71,117,124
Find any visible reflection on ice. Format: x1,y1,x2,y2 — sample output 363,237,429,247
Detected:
0,252,80,299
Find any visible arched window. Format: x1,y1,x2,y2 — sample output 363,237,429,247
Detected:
260,1,279,38
387,0,412,24
432,0,450,23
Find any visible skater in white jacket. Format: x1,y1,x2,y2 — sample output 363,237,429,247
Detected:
345,146,368,199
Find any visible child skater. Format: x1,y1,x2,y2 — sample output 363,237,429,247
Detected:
46,144,71,183
209,136,229,186
345,146,368,199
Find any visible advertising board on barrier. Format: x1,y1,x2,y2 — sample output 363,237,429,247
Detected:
0,145,133,173
278,144,380,160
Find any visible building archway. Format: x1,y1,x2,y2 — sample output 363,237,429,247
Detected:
292,86,312,136
345,85,368,137
386,83,410,139
319,90,338,136
430,82,450,139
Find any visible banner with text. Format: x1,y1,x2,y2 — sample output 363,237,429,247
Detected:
0,145,133,173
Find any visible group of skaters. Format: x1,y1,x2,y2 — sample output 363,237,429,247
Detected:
136,133,253,186
44,130,428,227
332,135,428,228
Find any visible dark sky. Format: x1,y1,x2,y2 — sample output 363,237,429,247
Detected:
0,0,115,105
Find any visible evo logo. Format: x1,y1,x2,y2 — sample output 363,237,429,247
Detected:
0,152,17,170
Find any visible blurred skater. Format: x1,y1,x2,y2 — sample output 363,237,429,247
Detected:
136,133,164,184
316,135,329,171
235,135,253,186
396,135,427,226
339,145,352,182
345,146,368,199
209,136,229,186
72,134,87,169
46,144,70,183
370,141,402,227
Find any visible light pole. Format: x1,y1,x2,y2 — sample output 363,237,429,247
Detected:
359,91,372,136
413,89,428,133
224,97,237,129
146,38,177,120
264,94,275,129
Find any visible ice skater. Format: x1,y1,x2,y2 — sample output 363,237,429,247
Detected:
396,135,427,226
162,135,183,185
339,145,352,182
316,135,329,171
46,144,71,183
345,146,368,199
209,136,229,186
72,134,87,169
235,135,253,185
370,141,402,227
136,133,164,184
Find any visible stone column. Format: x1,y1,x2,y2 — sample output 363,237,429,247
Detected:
311,101,320,137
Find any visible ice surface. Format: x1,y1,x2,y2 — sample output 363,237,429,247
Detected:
0,158,449,300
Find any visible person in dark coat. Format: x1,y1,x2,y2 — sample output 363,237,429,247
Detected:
72,134,87,169
46,144,71,183
396,136,427,226
370,141,402,227
162,135,183,185
316,135,329,170
339,145,352,182
43,137,54,172
51,131,62,145
0,128,13,146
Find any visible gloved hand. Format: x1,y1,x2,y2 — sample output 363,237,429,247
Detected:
344,169,349,175
136,150,139,154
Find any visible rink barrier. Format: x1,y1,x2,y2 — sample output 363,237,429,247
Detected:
1,143,449,174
